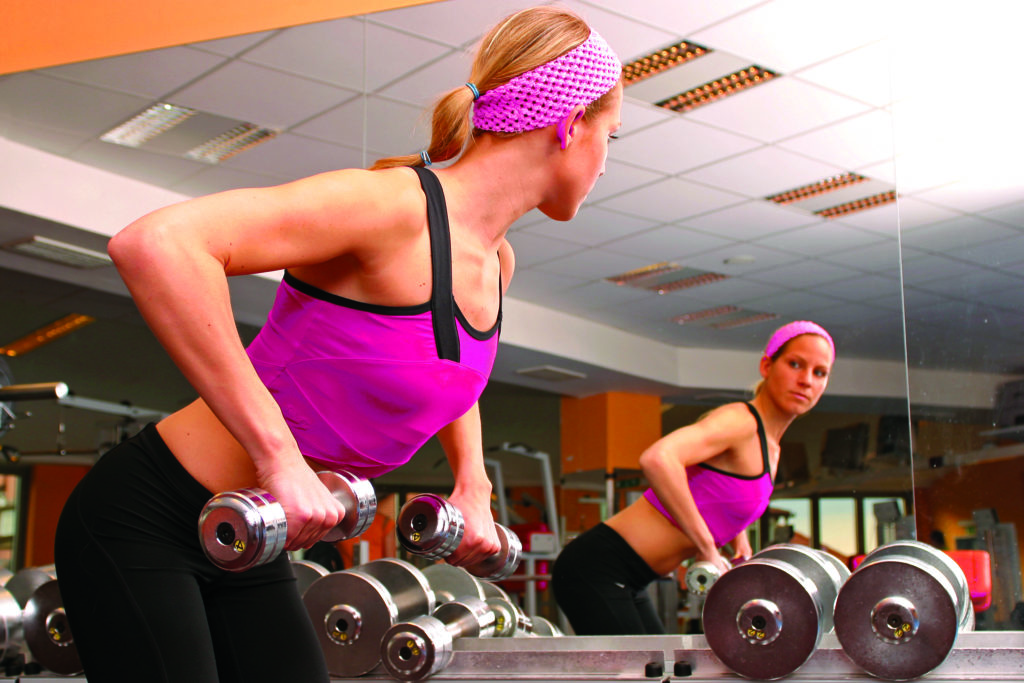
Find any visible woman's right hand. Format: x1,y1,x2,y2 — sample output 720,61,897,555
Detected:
257,459,346,551
696,547,732,575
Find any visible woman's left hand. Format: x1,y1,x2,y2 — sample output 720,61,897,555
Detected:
445,489,500,567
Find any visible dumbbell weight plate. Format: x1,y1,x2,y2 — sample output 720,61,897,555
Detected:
466,524,522,581
422,564,485,604
319,471,377,542
703,558,823,681
397,494,464,559
199,488,287,572
291,559,329,598
754,544,847,633
6,567,55,609
528,615,563,637
486,596,527,637
22,579,83,676
833,555,961,681
859,540,972,632
302,559,434,677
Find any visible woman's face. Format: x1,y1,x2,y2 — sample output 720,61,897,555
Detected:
761,334,833,415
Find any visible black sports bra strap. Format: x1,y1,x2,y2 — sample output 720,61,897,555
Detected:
412,167,460,362
745,403,771,476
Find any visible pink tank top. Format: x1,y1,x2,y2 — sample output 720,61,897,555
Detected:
246,167,500,478
643,403,773,547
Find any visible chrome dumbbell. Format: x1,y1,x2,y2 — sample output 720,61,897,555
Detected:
684,560,724,596
199,470,375,572
396,494,521,581
380,596,496,681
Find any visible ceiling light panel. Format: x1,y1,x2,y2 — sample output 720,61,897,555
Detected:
100,103,196,148
606,264,729,293
2,236,111,268
815,190,897,218
658,66,778,113
185,123,279,164
767,172,868,205
622,40,711,86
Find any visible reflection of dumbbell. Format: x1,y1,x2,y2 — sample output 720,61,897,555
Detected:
7,566,84,676
380,596,496,681
703,544,849,680
684,560,724,596
396,494,522,581
199,470,376,572
834,539,973,681
421,564,530,638
303,559,435,678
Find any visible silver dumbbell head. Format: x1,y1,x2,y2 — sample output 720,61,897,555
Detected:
380,614,453,681
319,470,377,542
397,494,464,559
684,560,723,595
0,585,24,665
753,544,848,633
22,579,83,676
422,563,485,604
703,557,824,680
833,546,966,681
199,488,288,572
465,524,522,581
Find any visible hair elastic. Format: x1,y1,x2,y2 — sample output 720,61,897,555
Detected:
465,82,480,100
419,150,432,166
763,320,835,361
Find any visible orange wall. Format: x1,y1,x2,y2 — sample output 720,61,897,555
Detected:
25,464,90,566
3,0,444,74
560,392,661,474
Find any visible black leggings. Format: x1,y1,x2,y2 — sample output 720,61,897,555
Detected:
551,522,665,635
54,424,330,683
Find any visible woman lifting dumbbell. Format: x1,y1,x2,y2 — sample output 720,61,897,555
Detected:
53,6,623,682
552,321,835,635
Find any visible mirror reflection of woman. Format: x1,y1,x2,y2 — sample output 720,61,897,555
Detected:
552,321,835,635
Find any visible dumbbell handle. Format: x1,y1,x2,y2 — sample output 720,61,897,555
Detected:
380,598,495,681
199,470,375,572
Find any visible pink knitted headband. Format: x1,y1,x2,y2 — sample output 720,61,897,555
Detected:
763,321,835,361
472,30,621,134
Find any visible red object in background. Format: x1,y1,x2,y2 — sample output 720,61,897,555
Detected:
945,549,992,612
850,554,866,570
499,521,551,593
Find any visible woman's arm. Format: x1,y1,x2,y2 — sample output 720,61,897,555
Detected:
638,403,757,573
730,529,753,562
108,169,413,550
436,403,501,565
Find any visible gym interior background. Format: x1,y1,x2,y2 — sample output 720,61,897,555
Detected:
1,0,1023,637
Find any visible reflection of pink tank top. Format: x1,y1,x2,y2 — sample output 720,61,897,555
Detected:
245,167,500,478
643,403,773,547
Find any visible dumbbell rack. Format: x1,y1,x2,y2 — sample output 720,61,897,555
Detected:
3,632,1022,682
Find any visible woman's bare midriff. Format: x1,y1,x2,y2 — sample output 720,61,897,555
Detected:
604,496,698,576
156,399,314,496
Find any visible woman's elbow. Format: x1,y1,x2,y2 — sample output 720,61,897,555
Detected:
639,445,670,478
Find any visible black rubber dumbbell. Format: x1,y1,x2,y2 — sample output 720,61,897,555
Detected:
199,470,376,572
396,494,521,581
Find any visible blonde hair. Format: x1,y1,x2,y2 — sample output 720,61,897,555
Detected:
370,6,620,170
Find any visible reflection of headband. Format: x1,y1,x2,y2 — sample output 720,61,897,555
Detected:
472,30,621,133
763,320,835,361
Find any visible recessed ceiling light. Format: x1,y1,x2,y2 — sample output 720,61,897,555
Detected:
622,40,711,86
605,262,682,287
2,235,111,268
185,123,280,164
712,312,779,329
767,172,869,205
672,305,739,324
606,264,728,293
815,190,897,219
723,255,756,266
657,66,778,113
101,103,197,148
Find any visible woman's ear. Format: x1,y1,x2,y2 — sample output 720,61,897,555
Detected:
556,105,587,150
759,355,771,379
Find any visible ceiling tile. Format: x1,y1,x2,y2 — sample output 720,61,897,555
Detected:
751,222,885,257
913,268,1024,299
523,207,657,247
545,280,653,313
69,140,207,187
189,31,277,56
679,243,802,275
530,247,652,280
746,258,861,288
821,239,901,273
954,233,1024,269
0,115,92,155
623,50,754,104
776,110,895,170
826,202,899,235
741,289,844,315
682,146,843,199
169,165,285,196
609,116,761,175
559,0,677,63
685,77,871,143
790,40,893,107
598,177,744,222
0,73,149,137
690,0,890,72
294,95,427,155
585,160,666,203
681,200,816,240
379,50,471,108
678,276,785,306
505,232,585,268
618,99,674,134
813,274,902,310
221,133,365,179
581,0,767,36
367,0,535,47
603,225,732,261
982,200,1024,230
914,177,1024,216
901,215,1020,254
505,268,587,300
900,254,981,285
172,61,354,128
39,47,228,99
243,19,452,92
